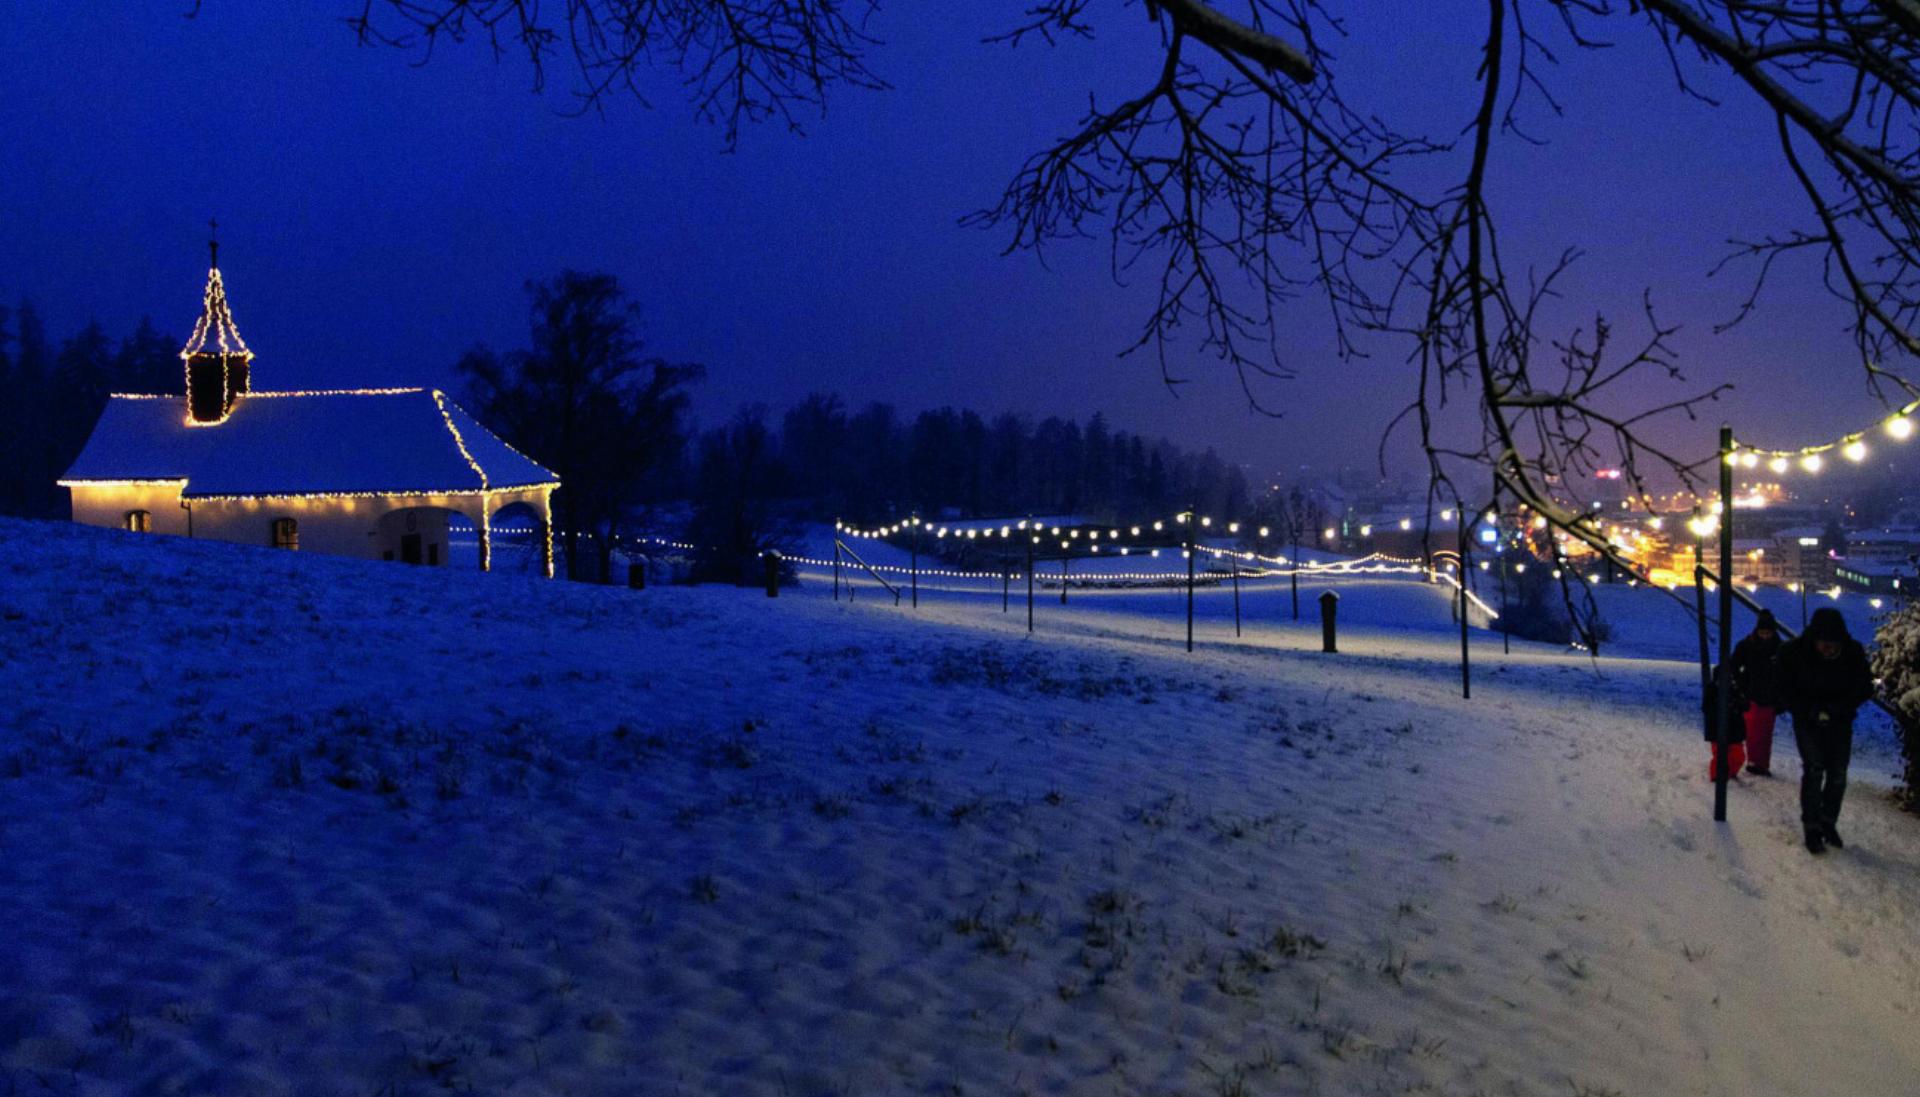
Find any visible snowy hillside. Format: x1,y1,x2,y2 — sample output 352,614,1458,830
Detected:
2,517,1917,1096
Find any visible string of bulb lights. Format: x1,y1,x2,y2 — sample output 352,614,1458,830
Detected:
1728,397,1918,473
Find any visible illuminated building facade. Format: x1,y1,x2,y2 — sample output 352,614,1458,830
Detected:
59,253,558,575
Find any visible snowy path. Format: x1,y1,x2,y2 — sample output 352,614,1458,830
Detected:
1,518,1915,1096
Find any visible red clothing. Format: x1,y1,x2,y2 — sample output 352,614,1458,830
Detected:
1744,704,1777,772
1709,740,1746,782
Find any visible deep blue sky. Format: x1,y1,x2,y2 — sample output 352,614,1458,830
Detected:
0,3,1892,481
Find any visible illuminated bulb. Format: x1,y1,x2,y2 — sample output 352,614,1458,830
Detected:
1478,561,1489,571
1514,563,1526,573
1228,522,1240,533
1153,521,1164,531
1843,440,1868,462
1323,527,1336,540
1769,457,1789,474
1871,598,1884,609
1130,526,1141,536
1201,516,1212,527
1360,525,1372,537
1552,569,1563,579
1801,454,1823,472
1888,416,1914,441
1740,452,1759,469
1648,517,1663,530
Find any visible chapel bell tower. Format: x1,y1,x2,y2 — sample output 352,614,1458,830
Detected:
182,222,253,425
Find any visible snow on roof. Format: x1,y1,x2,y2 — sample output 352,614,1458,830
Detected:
1848,527,1920,544
61,390,557,499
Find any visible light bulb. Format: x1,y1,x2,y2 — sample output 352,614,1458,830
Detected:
1889,416,1914,441
1800,454,1823,472
1843,440,1868,462
1768,456,1789,474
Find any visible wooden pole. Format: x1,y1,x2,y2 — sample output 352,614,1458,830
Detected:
1026,535,1034,634
833,537,842,601
910,519,919,609
1693,511,1710,702
1002,561,1010,613
1231,551,1242,638
1290,523,1301,620
1498,554,1510,655
1714,426,1735,823
1061,556,1069,604
1457,502,1471,700
1186,510,1196,653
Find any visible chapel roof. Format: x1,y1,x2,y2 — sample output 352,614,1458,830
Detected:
60,388,558,499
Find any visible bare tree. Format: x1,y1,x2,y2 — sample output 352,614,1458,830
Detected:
458,271,703,582
335,1,1920,632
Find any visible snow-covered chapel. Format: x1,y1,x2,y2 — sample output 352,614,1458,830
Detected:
60,246,559,575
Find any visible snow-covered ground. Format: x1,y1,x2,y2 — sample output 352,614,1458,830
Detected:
2,516,1916,1096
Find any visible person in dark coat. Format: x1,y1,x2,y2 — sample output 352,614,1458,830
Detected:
1775,607,1876,855
1728,610,1785,775
1702,660,1748,782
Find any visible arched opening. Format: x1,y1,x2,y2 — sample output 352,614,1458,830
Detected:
486,499,553,577
124,510,151,533
377,506,460,566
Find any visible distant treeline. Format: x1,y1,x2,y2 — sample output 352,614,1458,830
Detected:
0,302,180,518
754,394,1253,523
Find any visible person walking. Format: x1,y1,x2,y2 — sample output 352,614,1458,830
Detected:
1729,610,1785,776
1703,659,1748,782
1776,607,1876,855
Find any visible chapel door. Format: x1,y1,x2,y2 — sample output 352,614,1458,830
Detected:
401,533,423,565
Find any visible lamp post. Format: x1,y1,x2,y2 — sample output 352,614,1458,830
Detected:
1713,426,1734,824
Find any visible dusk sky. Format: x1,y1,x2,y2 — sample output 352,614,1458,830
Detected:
1,3,1896,482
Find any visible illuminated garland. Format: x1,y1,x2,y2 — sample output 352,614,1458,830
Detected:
837,509,1477,551
179,264,254,427
1730,396,1919,473
55,477,189,488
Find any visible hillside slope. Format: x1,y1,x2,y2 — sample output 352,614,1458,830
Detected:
2,518,1916,1096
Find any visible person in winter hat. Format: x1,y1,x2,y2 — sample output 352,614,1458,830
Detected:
1775,607,1876,854
1729,609,1785,775
1702,659,1748,782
